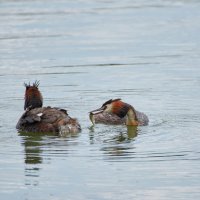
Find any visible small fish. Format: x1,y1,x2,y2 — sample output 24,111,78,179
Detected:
89,112,95,125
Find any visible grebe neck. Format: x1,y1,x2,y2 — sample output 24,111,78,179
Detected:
126,108,139,126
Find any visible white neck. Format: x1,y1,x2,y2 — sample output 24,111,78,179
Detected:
125,108,139,126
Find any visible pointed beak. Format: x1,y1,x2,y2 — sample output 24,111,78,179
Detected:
89,107,105,115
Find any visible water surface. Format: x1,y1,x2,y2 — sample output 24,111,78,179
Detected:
0,0,200,199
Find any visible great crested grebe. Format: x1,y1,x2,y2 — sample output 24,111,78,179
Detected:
89,99,149,126
16,81,81,134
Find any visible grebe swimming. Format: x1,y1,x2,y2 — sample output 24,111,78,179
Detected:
16,81,81,134
89,99,149,126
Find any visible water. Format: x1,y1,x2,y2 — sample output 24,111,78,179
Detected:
0,0,200,199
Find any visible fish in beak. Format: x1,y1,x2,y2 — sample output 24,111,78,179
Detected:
89,106,106,125
89,107,105,115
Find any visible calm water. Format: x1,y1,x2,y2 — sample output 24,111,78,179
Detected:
0,0,200,199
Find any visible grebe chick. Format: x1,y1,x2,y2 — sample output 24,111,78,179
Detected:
16,81,81,134
89,99,149,126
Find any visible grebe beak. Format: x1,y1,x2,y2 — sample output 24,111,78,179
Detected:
89,107,105,115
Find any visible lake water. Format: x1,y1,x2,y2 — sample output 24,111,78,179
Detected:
0,0,200,199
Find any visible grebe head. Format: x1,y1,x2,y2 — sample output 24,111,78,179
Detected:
24,80,43,110
90,99,131,118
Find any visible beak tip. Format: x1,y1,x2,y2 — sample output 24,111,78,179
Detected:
89,107,104,115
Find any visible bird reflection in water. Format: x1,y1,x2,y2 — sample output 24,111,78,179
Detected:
107,126,138,143
89,125,138,160
20,133,44,165
101,126,138,160
19,131,79,186
19,132,45,186
89,125,138,144
118,126,138,142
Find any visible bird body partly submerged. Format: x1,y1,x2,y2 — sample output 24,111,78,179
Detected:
91,112,125,125
16,107,81,134
90,99,149,126
91,109,148,126
16,81,81,135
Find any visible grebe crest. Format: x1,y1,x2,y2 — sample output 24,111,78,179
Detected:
24,80,43,110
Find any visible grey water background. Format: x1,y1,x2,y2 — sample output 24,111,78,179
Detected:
0,0,200,199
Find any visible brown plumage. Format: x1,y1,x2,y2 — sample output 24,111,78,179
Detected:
90,99,149,126
24,81,43,110
16,81,81,134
